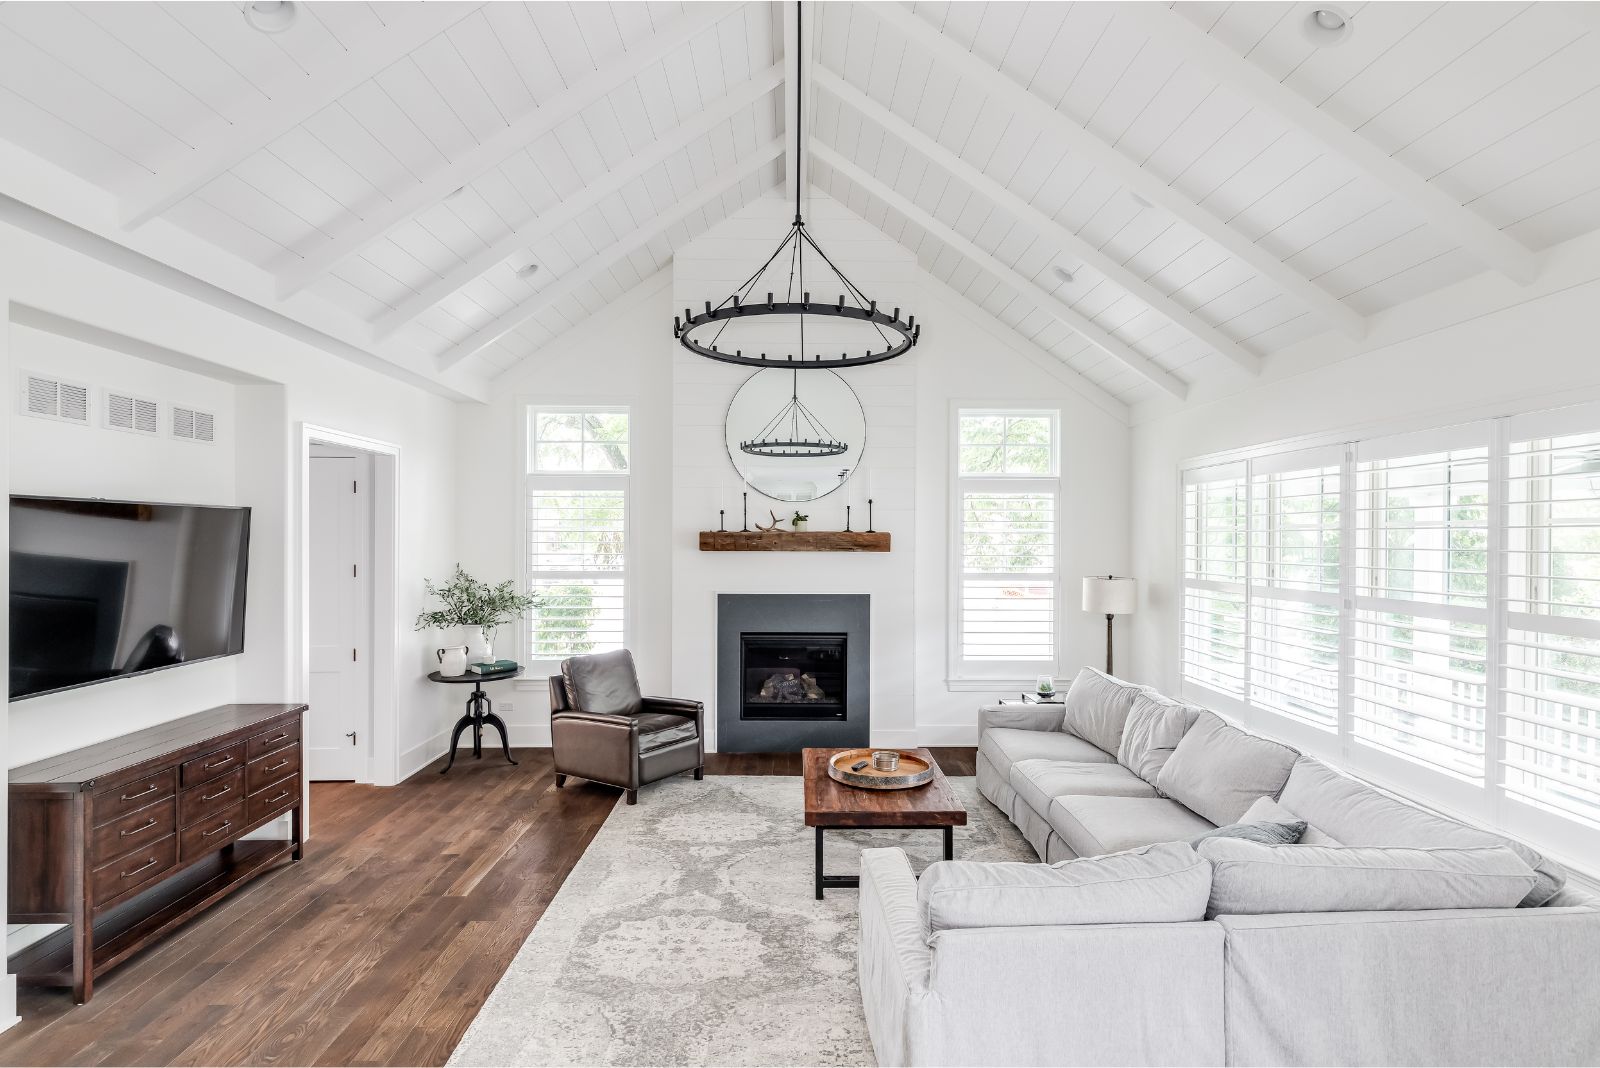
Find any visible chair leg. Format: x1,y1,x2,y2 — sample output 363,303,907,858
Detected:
555,773,566,788
693,766,704,781
625,789,638,805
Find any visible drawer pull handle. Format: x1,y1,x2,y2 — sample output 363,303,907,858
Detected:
200,785,232,801
266,759,291,772
204,755,236,770
120,784,159,801
121,857,160,879
267,791,291,805
264,732,289,744
119,817,158,837
201,820,233,838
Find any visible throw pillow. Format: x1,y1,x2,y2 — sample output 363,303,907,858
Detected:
1192,820,1307,847
561,648,644,716
1117,691,1201,784
1197,838,1538,917
917,841,1211,932
1061,667,1146,755
1155,711,1299,825
1241,795,1342,847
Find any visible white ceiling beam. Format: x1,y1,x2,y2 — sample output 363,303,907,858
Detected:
276,2,744,300
1124,2,1540,285
810,143,1187,400
782,0,801,207
118,3,479,230
815,68,1261,378
870,2,1365,340
371,62,783,340
438,139,783,370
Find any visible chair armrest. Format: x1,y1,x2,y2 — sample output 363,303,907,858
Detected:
642,696,704,729
977,703,1064,742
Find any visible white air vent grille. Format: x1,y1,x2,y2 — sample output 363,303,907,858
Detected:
20,372,90,425
172,405,215,443
105,391,159,435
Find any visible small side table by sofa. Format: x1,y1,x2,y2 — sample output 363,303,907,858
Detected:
428,666,521,773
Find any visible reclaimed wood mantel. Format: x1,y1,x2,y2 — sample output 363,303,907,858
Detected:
698,530,890,552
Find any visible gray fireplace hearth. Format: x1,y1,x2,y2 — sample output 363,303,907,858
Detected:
716,594,869,752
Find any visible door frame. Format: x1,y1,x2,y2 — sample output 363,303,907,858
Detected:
298,423,400,788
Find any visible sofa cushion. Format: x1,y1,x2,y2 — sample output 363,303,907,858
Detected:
917,842,1211,932
1156,712,1299,826
1047,794,1215,858
978,727,1116,779
1278,757,1565,907
1197,838,1538,916
1192,820,1306,847
1241,795,1341,847
1009,759,1158,817
1060,667,1145,754
1117,691,1201,784
561,648,643,716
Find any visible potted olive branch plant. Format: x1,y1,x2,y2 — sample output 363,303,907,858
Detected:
414,565,542,665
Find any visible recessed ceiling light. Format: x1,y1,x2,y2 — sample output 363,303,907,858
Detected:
243,0,296,34
1052,265,1075,285
512,256,539,280
1301,4,1352,47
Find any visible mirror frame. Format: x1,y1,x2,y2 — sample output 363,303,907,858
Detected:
722,368,867,504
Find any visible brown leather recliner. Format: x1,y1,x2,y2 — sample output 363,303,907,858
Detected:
549,649,704,804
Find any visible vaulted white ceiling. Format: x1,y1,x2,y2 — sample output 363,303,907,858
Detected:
2,1,1597,409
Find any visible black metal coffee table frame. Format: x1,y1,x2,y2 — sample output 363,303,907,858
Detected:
427,667,521,773
814,824,953,899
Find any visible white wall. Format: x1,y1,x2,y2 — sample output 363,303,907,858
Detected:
455,191,1132,747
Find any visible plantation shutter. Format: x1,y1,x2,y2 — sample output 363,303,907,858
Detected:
1182,462,1247,697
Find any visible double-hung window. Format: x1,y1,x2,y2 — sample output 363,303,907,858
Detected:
524,408,629,663
953,410,1060,678
1182,463,1248,698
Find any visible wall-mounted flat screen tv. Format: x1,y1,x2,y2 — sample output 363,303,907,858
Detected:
9,496,250,701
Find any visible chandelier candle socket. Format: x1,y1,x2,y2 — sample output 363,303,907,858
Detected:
674,2,920,369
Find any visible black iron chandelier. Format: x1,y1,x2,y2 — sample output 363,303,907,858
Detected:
739,368,848,457
673,2,920,369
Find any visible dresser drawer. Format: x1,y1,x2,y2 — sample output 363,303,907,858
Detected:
246,744,300,795
178,768,244,828
91,797,176,863
92,769,176,826
246,778,299,825
246,722,298,761
91,834,177,904
180,743,245,788
179,801,244,861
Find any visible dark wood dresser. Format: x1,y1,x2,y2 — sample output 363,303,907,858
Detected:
8,703,305,1003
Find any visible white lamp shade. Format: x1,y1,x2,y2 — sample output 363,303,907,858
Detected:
1083,576,1137,615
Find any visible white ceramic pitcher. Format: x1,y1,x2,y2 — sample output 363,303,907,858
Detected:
437,645,469,677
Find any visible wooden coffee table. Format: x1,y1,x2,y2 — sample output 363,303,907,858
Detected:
802,747,968,898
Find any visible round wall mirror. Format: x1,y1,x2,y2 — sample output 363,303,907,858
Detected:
724,368,866,503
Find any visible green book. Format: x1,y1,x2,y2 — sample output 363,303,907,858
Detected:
468,659,517,673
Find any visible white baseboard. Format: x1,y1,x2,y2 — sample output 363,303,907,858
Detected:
399,728,449,782
910,724,980,746
869,729,919,748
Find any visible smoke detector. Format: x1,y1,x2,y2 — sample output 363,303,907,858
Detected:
1052,265,1076,286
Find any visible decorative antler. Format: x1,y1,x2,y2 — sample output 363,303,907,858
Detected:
755,509,783,533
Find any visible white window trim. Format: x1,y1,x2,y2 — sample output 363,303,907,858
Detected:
948,406,1063,683
518,405,633,683
1177,400,1600,875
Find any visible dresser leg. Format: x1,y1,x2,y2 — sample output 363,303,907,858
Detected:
291,802,304,862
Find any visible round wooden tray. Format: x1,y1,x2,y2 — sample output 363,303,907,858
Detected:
827,749,935,790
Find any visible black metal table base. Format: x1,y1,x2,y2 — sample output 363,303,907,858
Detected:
441,683,517,773
814,825,954,899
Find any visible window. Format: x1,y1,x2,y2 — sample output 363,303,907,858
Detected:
1182,463,1247,697
525,409,629,661
954,410,1059,675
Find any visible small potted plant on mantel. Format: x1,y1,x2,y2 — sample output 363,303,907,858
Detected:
791,510,809,532
414,565,541,666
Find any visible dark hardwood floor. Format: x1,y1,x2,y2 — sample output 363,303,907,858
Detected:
0,746,977,1067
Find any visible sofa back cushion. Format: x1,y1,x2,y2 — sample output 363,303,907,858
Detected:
561,648,643,716
1155,712,1299,826
1241,795,1341,846
1061,667,1145,754
1197,838,1538,916
1117,691,1201,784
1279,757,1566,907
917,841,1211,932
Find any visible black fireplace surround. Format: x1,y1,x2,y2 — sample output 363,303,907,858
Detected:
717,594,869,752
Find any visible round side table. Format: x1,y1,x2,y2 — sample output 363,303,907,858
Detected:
428,666,521,773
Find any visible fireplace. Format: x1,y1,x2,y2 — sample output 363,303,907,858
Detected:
717,594,869,752
740,632,847,721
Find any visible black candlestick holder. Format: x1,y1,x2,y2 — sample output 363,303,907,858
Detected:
718,509,725,532
867,498,875,533
845,504,852,532
742,491,749,532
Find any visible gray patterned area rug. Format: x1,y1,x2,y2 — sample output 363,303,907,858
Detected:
448,774,1032,1067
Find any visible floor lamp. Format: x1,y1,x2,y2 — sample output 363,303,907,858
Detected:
1082,576,1137,676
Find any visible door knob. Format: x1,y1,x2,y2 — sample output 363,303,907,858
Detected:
345,731,357,745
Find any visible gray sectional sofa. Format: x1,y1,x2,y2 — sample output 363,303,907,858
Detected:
857,668,1600,1067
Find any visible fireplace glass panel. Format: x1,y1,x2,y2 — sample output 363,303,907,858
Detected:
740,632,847,721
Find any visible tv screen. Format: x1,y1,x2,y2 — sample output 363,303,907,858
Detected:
9,497,250,701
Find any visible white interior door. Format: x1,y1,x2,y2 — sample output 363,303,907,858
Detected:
309,452,370,780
